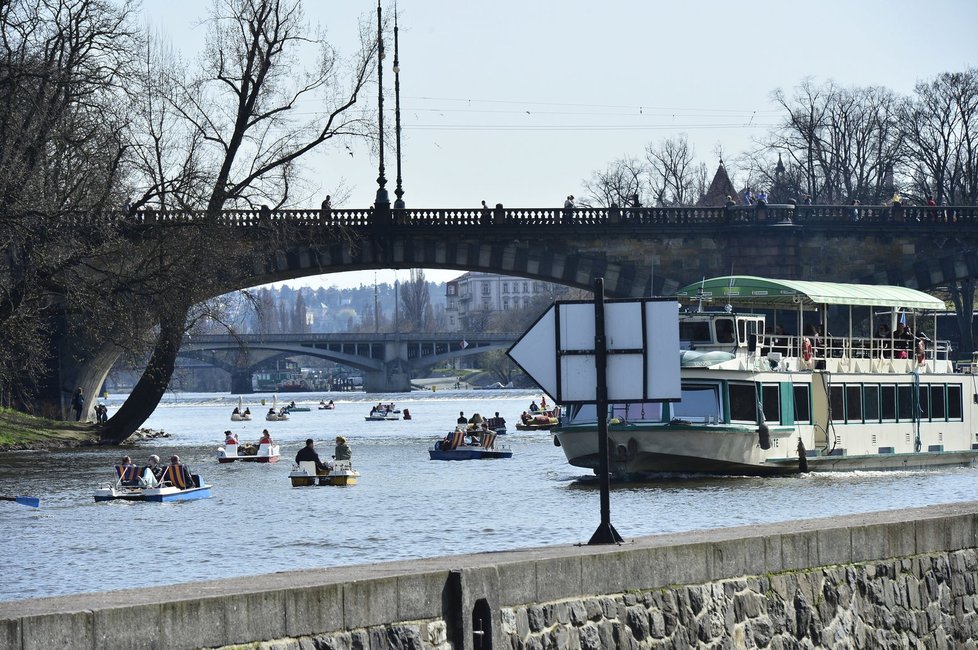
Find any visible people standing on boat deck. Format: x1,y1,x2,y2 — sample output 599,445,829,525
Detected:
71,387,84,421
562,195,575,225
457,411,467,425
166,455,194,488
224,430,238,445
333,436,352,461
295,439,329,472
259,429,273,445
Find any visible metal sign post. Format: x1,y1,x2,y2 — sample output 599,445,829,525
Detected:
587,278,622,544
507,278,680,547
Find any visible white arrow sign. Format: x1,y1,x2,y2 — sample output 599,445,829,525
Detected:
507,298,681,403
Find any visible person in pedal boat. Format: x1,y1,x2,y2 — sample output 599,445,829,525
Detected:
295,438,329,472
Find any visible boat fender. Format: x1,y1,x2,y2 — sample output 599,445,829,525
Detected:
802,337,813,363
757,422,771,450
916,339,926,365
797,438,809,473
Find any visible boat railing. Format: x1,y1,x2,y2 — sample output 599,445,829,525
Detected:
757,334,952,362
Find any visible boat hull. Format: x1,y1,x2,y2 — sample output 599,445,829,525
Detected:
230,414,252,422
94,482,212,502
289,471,359,486
217,455,280,464
428,448,513,460
555,422,978,477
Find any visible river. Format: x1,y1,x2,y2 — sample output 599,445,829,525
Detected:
1,388,977,603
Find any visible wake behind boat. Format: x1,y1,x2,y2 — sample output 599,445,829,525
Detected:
555,276,978,477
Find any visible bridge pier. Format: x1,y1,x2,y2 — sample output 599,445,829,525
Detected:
363,360,412,393
230,369,255,394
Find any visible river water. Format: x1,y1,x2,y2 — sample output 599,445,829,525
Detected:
1,388,977,603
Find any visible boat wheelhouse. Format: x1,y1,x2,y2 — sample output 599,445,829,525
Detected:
554,276,978,477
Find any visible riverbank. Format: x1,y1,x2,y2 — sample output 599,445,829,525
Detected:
0,408,99,451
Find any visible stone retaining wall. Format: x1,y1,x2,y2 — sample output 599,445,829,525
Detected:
500,550,978,649
3,501,978,650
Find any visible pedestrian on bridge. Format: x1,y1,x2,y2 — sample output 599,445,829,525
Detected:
562,195,575,225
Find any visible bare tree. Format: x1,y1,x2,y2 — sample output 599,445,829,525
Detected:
899,69,978,204
99,0,379,442
768,79,902,204
399,269,432,333
0,0,139,409
582,157,645,207
645,134,697,206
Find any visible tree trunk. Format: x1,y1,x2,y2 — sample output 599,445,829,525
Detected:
98,306,189,444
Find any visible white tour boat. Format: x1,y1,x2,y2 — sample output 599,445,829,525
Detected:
554,276,978,477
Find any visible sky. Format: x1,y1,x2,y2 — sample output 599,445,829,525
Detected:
142,0,978,289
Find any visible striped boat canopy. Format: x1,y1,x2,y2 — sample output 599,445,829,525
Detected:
674,276,948,311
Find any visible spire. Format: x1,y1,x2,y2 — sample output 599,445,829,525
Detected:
392,3,405,210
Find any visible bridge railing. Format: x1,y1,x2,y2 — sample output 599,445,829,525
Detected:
60,204,978,228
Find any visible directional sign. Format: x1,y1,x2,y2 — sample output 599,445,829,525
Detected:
507,298,681,403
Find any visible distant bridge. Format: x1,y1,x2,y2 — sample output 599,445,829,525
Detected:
179,331,520,393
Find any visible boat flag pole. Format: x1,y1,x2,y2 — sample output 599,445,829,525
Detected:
588,277,623,545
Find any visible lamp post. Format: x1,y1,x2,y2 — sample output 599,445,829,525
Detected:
392,5,405,211
374,0,389,210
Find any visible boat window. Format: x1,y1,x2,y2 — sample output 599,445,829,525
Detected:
863,385,880,423
845,385,862,423
737,319,764,346
897,385,913,421
948,384,963,420
761,384,780,423
930,385,946,421
715,319,735,343
881,385,897,421
672,384,720,423
679,321,712,345
829,385,845,422
918,385,931,420
567,403,598,424
612,402,663,423
793,384,811,423
728,383,758,422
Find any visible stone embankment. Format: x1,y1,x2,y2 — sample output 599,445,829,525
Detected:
2,501,978,649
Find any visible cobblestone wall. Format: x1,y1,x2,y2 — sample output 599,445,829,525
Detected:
500,550,978,649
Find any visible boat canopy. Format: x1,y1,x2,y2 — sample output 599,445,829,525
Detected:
675,276,948,312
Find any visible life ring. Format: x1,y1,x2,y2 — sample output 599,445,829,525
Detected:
916,340,926,365
802,337,813,362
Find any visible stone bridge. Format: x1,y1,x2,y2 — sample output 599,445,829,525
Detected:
54,202,978,420
180,332,518,393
